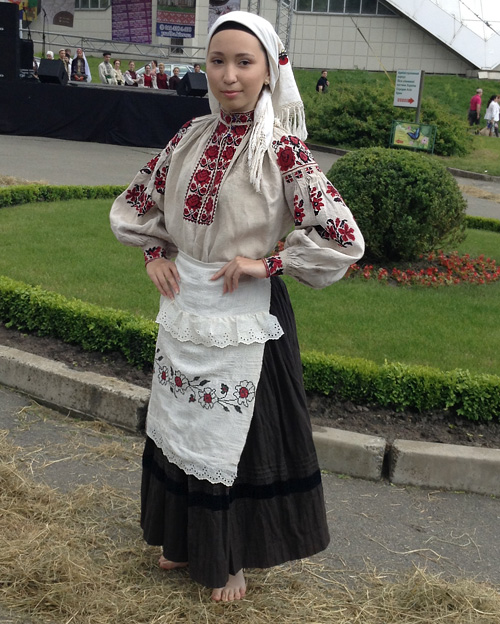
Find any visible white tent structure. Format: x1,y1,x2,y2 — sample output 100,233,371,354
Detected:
386,0,500,71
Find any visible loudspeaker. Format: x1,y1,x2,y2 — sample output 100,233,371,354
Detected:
19,38,34,78
0,2,18,39
176,72,208,97
38,59,68,85
0,37,19,82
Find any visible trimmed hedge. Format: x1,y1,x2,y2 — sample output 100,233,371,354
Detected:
0,276,156,369
1,276,499,422
0,184,126,208
465,215,500,233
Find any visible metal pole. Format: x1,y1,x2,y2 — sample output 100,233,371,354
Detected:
415,70,425,124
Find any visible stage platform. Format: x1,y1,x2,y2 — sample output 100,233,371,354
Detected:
0,81,211,149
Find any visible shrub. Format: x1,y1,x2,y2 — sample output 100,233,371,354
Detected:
328,147,467,262
303,84,472,157
0,184,125,209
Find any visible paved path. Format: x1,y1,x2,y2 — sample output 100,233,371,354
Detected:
3,384,500,589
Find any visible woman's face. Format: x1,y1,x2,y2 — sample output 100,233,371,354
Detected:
206,29,269,113
114,60,120,68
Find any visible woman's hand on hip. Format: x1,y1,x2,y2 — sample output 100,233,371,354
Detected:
211,256,267,294
146,258,180,298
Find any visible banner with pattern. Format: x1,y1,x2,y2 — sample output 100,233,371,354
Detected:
112,0,152,44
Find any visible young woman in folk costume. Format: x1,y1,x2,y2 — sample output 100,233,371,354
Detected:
110,11,364,603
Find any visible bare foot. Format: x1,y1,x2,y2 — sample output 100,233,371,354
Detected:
211,569,246,602
158,555,188,570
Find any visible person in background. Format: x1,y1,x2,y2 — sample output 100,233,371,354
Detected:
45,50,54,60
194,63,202,73
150,60,158,76
71,48,91,82
484,94,500,137
156,62,169,89
169,66,181,90
65,48,72,64
316,69,329,94
99,52,117,85
124,61,140,87
110,10,364,604
468,88,483,127
113,59,124,86
58,48,70,78
141,64,157,88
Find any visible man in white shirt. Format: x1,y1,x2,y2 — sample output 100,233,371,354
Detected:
98,52,117,85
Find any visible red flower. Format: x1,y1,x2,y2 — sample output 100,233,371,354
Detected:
195,169,211,184
223,146,236,160
185,194,202,211
293,195,305,224
206,145,219,159
276,146,296,171
233,125,248,136
336,219,356,242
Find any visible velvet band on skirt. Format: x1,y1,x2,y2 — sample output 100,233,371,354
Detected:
140,276,330,588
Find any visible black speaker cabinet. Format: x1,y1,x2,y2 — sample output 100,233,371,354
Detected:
19,38,34,78
0,37,19,82
0,2,18,39
38,59,68,85
176,72,208,97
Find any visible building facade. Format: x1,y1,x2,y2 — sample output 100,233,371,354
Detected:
25,0,496,75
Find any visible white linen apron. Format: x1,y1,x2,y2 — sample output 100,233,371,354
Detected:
146,251,283,486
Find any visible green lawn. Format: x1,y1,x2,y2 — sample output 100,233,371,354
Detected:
1,198,499,376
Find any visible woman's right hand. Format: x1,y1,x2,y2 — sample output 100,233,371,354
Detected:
146,258,180,299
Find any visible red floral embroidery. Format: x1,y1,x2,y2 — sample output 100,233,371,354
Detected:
326,181,342,200
183,111,253,226
273,136,314,175
276,145,295,171
144,246,168,264
154,166,167,194
293,195,305,224
264,255,284,276
126,184,155,216
318,217,356,248
154,349,256,413
140,154,160,174
309,186,324,215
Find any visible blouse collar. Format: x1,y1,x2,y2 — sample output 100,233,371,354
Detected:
219,109,254,128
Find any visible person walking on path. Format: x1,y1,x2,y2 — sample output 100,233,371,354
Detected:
468,87,483,127
484,94,500,137
316,69,329,93
110,10,364,603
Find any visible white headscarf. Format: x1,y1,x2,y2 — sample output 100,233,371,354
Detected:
71,48,92,83
206,11,307,192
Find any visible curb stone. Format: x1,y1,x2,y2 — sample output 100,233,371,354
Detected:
389,439,500,497
2,345,500,495
0,345,149,432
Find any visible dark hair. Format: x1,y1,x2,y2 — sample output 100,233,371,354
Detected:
487,95,497,106
210,21,268,63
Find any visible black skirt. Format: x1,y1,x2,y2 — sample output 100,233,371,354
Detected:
140,277,330,588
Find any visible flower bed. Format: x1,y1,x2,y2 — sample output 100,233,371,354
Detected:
347,251,500,286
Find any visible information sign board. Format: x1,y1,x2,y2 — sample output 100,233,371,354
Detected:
393,70,423,108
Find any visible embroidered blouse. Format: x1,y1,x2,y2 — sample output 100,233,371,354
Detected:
110,109,364,289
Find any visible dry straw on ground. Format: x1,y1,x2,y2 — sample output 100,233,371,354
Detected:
459,184,500,204
1,430,500,624
0,175,47,187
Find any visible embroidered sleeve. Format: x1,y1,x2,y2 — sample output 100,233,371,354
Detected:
110,121,193,258
270,135,365,289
